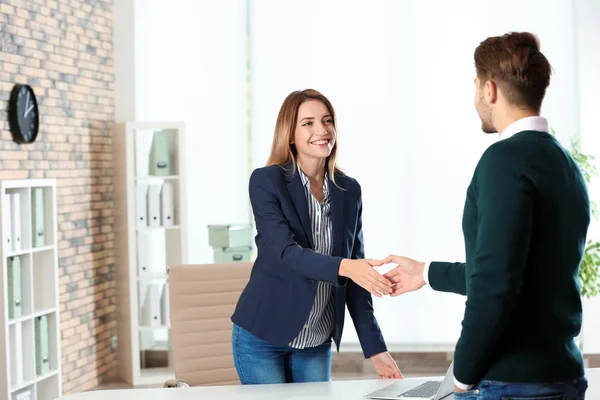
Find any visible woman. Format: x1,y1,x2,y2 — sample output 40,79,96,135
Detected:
231,89,401,384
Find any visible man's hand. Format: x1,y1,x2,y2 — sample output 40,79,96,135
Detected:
339,259,392,297
382,255,426,296
370,352,403,379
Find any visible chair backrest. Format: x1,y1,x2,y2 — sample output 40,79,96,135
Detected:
168,262,252,386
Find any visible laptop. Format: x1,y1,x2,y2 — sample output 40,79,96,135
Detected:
365,361,455,400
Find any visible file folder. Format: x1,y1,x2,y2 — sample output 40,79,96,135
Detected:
137,231,150,275
136,184,148,228
150,232,167,274
147,184,161,228
11,323,24,385
35,315,50,375
3,193,12,251
32,188,45,247
149,130,171,176
15,389,32,400
161,182,174,227
10,193,22,252
8,256,22,319
142,282,162,327
161,282,170,326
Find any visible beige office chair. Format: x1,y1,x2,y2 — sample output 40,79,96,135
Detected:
164,262,252,387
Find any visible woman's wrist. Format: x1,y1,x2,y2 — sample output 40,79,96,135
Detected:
338,259,353,277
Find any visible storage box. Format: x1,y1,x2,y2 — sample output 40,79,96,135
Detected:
208,224,253,248
213,246,252,263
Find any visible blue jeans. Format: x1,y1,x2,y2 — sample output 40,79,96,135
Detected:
232,324,332,384
454,377,588,399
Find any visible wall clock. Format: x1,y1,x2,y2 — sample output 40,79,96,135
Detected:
9,84,40,144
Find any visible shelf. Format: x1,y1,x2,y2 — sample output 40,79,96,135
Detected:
137,226,180,232
31,245,55,254
8,315,31,326
142,341,170,352
5,245,54,258
137,273,168,281
6,248,31,258
10,378,36,394
113,122,186,386
35,369,59,383
139,324,170,331
8,308,56,326
33,307,57,318
2,179,60,400
135,175,180,182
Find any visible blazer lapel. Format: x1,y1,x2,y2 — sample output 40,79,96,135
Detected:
328,176,345,257
286,167,315,249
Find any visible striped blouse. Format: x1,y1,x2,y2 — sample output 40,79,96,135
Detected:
289,167,335,349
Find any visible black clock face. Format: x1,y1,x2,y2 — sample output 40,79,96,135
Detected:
9,84,40,144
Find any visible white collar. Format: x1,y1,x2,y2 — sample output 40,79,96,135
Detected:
499,116,549,141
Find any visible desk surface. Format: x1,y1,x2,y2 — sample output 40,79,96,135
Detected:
61,368,600,400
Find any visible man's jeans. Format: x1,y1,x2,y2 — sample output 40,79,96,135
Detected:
453,376,588,399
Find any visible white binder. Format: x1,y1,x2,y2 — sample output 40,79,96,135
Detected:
15,390,32,400
3,193,12,252
10,193,22,252
11,322,24,385
136,184,148,228
161,282,170,326
138,231,166,275
161,182,174,227
147,184,161,228
142,282,162,327
137,231,150,276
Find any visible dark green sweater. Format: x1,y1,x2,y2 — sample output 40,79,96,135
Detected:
430,130,590,385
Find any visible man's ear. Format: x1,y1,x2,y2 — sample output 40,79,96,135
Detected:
484,80,498,104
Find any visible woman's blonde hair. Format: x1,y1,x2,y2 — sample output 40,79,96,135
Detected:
267,89,343,184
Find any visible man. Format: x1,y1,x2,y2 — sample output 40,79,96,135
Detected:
384,32,590,399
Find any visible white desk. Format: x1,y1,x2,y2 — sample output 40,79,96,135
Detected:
60,368,600,400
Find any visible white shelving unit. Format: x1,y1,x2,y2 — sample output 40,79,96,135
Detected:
0,179,61,400
112,122,188,386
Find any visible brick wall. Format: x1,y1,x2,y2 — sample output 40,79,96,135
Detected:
0,0,116,394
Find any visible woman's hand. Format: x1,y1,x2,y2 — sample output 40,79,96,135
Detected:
370,352,403,379
339,259,393,297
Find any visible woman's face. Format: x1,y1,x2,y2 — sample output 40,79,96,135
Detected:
293,100,336,162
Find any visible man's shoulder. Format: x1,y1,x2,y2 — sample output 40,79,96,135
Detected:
479,132,542,166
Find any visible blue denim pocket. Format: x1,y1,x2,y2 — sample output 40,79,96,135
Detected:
453,389,480,399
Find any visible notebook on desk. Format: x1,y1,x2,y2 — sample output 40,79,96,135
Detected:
365,361,455,400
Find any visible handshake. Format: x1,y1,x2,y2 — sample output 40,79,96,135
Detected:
339,256,426,298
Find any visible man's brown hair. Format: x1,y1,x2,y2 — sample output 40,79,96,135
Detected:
474,32,552,112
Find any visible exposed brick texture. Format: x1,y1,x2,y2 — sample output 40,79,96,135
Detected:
0,0,115,394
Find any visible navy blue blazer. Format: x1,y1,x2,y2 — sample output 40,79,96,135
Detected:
231,164,387,358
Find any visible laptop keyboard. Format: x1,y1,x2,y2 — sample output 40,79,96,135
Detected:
397,381,442,398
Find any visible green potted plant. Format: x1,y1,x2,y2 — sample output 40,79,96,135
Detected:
568,136,600,299
553,133,600,351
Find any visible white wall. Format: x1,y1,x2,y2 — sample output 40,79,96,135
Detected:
575,0,600,354
113,0,136,122
250,0,580,346
133,0,250,263
116,0,598,350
